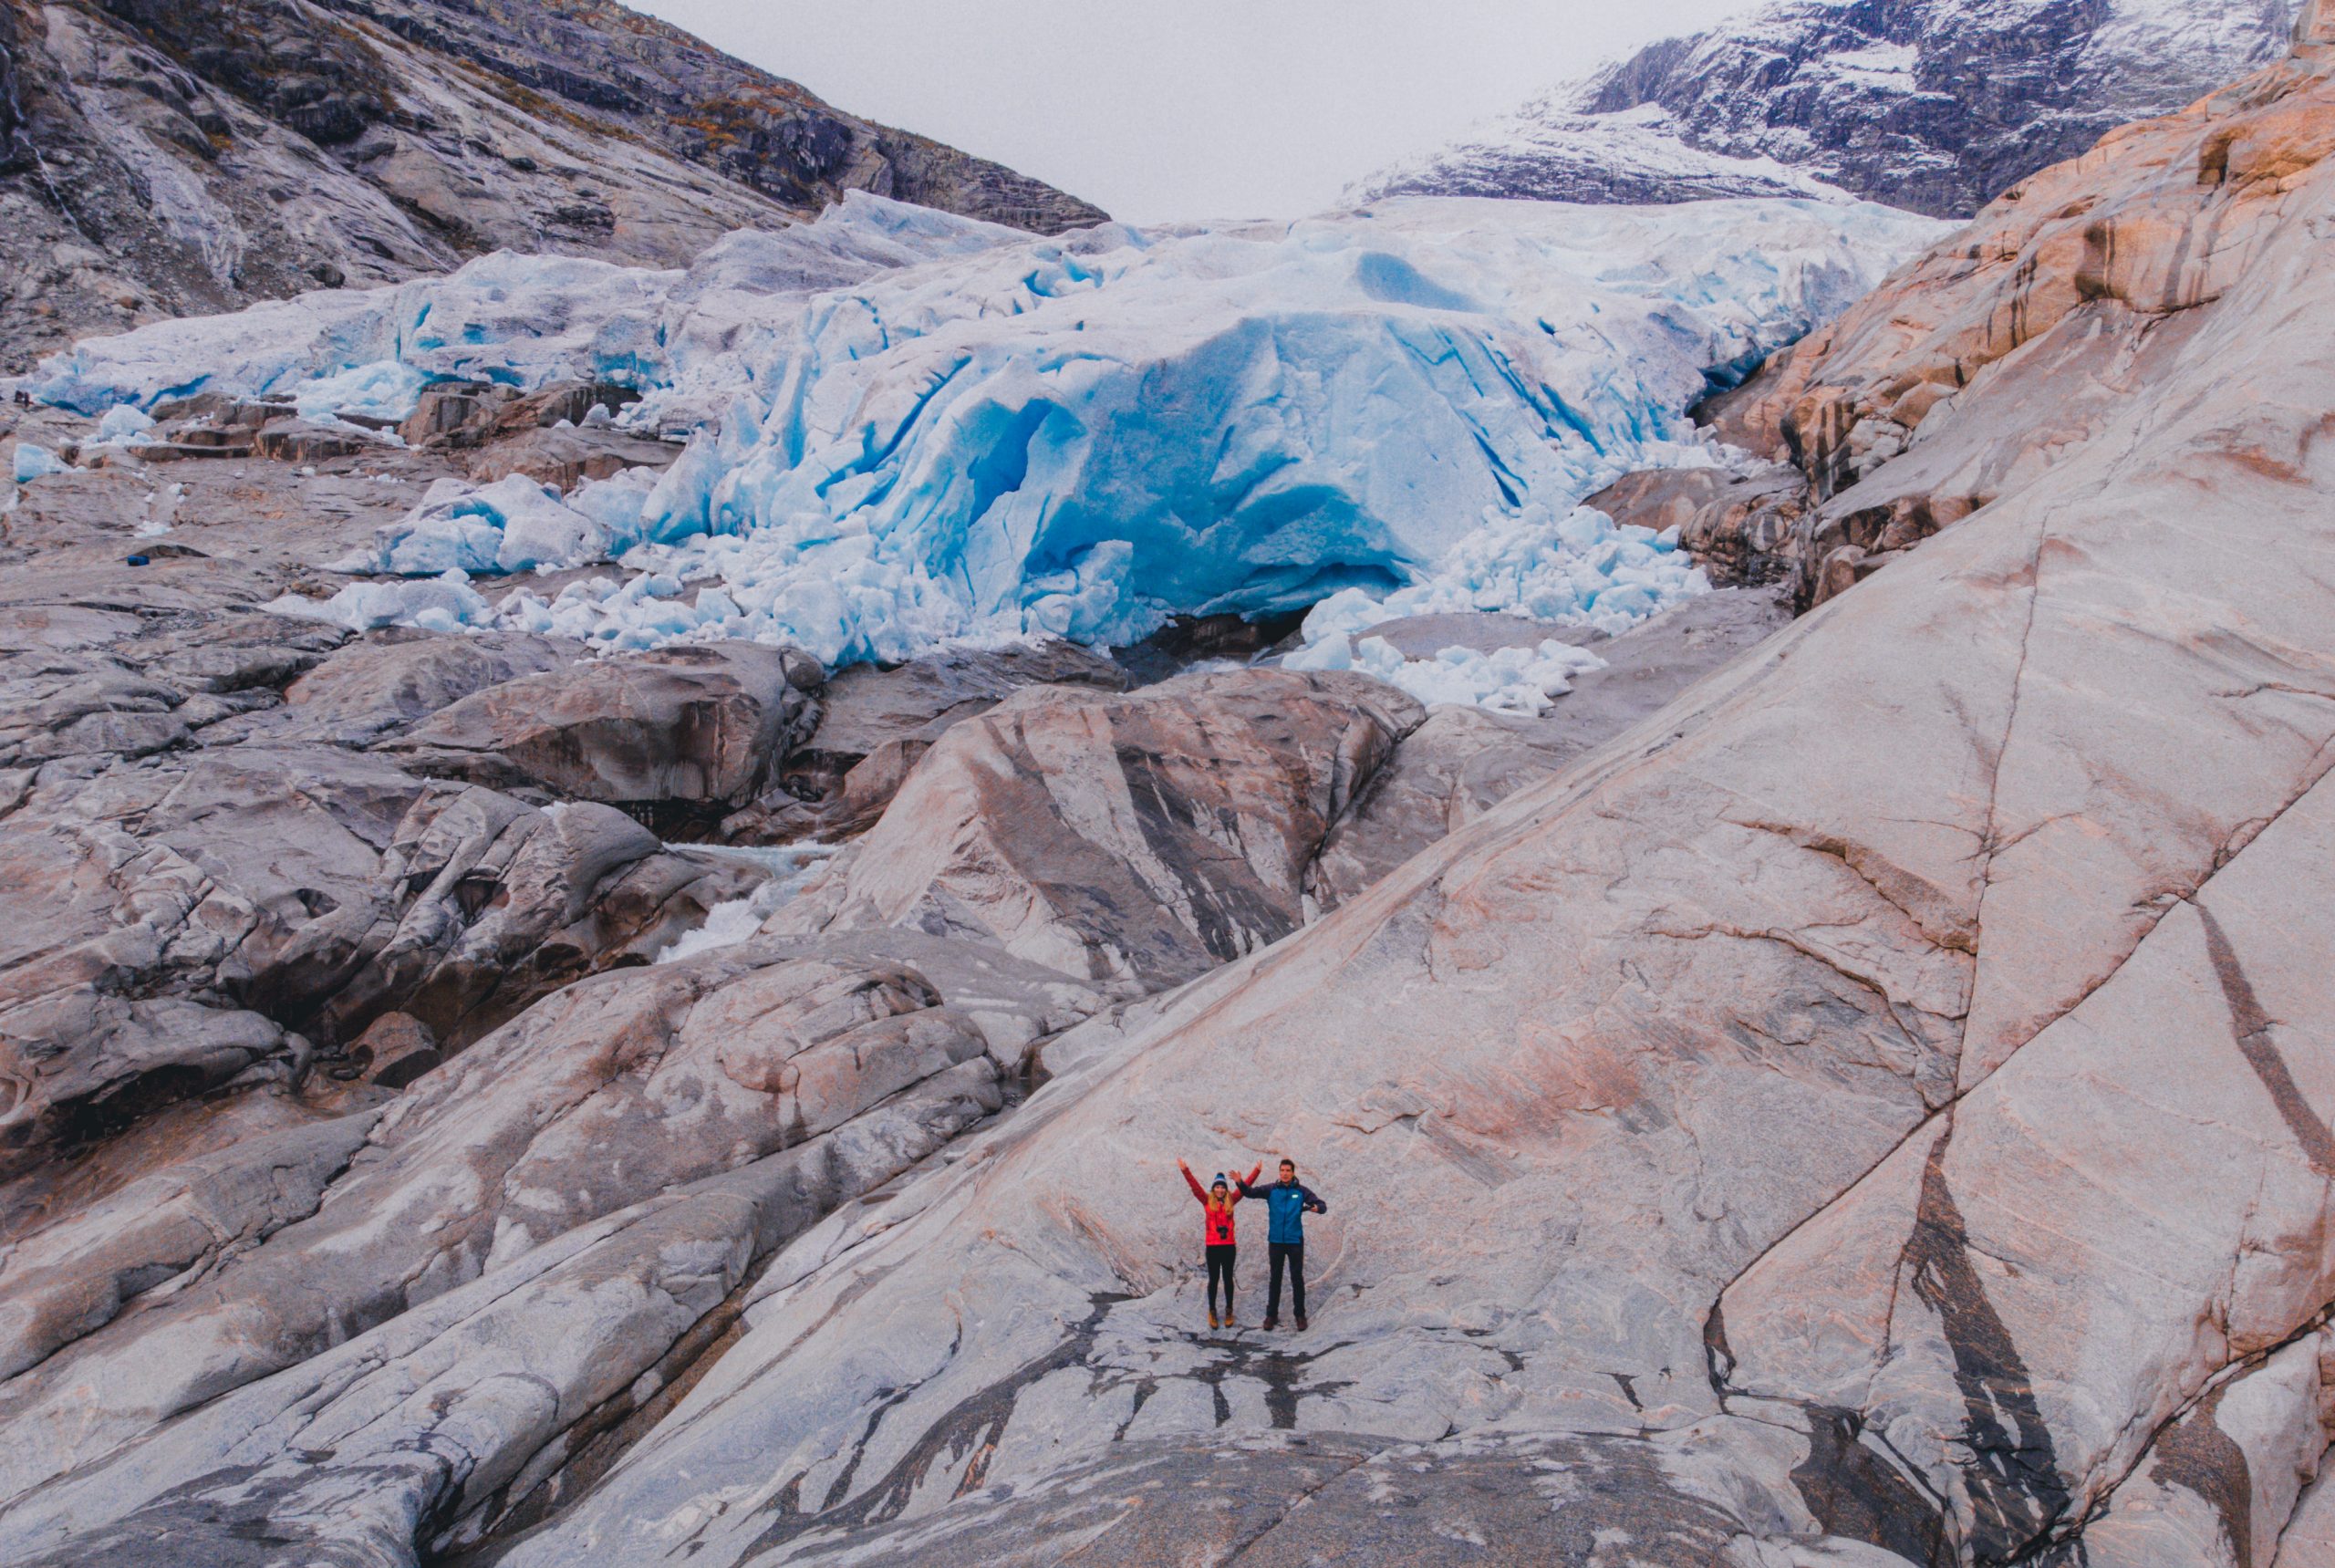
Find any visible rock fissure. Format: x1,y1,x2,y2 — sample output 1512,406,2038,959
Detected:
1215,1446,1382,1565
2198,902,2335,1177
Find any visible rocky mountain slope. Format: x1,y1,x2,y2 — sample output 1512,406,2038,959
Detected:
0,368,1783,1562
416,6,2328,1563
1356,0,2300,218
0,0,1102,373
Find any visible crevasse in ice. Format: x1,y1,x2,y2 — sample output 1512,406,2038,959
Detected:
27,192,1947,710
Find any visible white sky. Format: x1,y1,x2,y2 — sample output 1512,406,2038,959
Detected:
627,1,1752,224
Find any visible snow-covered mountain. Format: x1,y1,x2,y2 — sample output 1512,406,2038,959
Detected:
1353,0,2301,216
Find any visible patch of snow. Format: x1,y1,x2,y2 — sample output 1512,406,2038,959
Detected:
1814,42,1920,84
137,481,184,537
1353,102,1859,209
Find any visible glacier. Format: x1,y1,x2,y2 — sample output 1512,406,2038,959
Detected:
26,191,1947,708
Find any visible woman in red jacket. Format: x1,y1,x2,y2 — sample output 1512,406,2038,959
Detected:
1178,1158,1262,1329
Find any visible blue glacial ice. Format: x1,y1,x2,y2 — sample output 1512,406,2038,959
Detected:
12,443,70,484
30,192,1948,709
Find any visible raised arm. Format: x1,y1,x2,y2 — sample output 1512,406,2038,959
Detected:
1178,1159,1207,1203
1231,1163,1262,1200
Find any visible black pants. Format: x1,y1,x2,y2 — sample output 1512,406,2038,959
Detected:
1266,1241,1305,1320
1206,1243,1237,1315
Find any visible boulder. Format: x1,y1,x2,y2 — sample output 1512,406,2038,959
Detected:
251,418,368,464
775,668,1424,990
345,1011,440,1089
381,641,822,826
807,641,1131,762
726,639,1128,842
275,627,585,747
462,424,684,492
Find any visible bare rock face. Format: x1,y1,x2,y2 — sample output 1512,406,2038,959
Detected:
382,641,823,827
0,938,1022,1545
727,639,1131,842
1309,588,1794,909
0,1108,380,1383
323,0,1106,234
0,482,788,1186
0,625,1426,1564
0,0,1102,371
275,627,586,747
778,670,1425,991
0,737,761,1174
1701,19,2335,606
400,24,2335,1568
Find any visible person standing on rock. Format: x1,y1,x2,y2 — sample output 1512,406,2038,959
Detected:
1179,1158,1262,1330
1240,1158,1328,1331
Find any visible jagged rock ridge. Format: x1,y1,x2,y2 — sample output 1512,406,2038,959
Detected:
0,0,1102,372
1355,0,2299,218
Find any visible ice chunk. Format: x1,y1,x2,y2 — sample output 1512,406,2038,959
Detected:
1287,629,1605,715
337,475,612,576
266,572,493,634
12,443,68,483
1297,503,1707,644
93,405,156,444
291,360,431,423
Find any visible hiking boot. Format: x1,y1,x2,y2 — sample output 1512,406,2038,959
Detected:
1295,1314,1310,1332
1208,1310,1219,1330
1261,1316,1279,1330
1222,1313,1239,1328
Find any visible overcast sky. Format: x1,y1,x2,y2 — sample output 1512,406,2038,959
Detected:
628,1,1751,224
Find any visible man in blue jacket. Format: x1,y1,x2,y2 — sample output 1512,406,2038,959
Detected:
1240,1158,1327,1330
